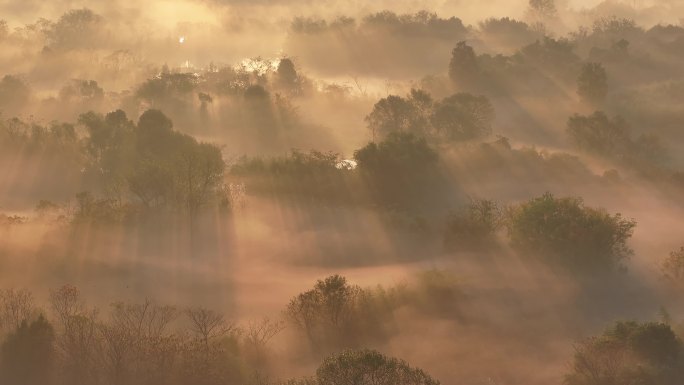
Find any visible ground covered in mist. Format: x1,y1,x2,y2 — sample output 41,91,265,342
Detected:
3,1,684,385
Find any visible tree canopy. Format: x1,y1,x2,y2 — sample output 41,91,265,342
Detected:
507,193,636,274
566,321,684,385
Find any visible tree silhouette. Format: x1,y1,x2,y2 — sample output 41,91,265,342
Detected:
577,62,608,106
1,315,55,385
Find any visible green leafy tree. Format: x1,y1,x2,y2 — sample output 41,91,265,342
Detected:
507,193,636,273
430,93,494,141
354,132,440,209
80,109,225,214
285,275,361,350
365,95,427,140
45,8,104,50
127,160,174,208
79,109,137,184
365,90,494,143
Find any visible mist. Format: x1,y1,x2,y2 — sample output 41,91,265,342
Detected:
2,1,684,385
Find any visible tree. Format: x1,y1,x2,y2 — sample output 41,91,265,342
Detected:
243,317,285,368
78,109,225,214
354,132,440,208
284,276,401,353
479,17,541,49
79,109,136,184
127,160,173,208
444,199,503,251
198,92,213,124
182,308,242,385
0,75,31,113
186,308,238,353
529,0,557,18
354,132,438,176
518,37,580,71
592,16,638,36
49,285,100,385
275,58,301,95
567,112,631,158
448,41,479,89
285,275,361,350
577,63,608,106
365,90,494,143
507,193,636,274
137,109,173,143
566,321,684,385
45,8,104,50
430,93,494,141
661,247,684,286
527,0,557,32
0,315,55,385
80,109,227,214
528,0,558,23
59,79,104,102
136,73,197,105
174,140,225,215
365,95,426,140
0,289,35,332
100,300,179,385
567,112,666,168
315,349,440,385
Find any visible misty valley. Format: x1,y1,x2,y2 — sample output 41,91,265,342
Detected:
2,1,684,384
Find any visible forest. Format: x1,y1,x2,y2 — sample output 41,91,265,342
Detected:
2,0,684,384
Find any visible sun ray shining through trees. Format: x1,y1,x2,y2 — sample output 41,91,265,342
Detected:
2,1,684,384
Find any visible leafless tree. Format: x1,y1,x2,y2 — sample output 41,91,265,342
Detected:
186,307,238,352
0,288,35,331
49,285,101,385
243,317,285,367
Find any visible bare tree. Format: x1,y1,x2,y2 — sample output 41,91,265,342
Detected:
100,299,179,384
0,288,35,331
49,284,84,332
243,317,285,367
49,285,100,385
186,307,238,352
